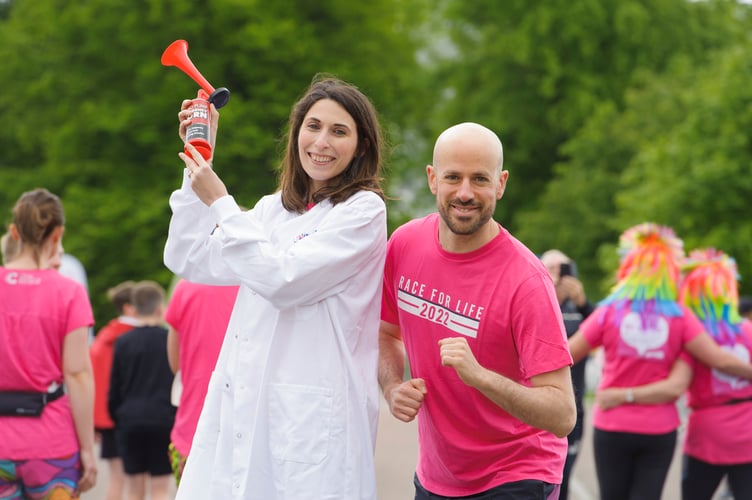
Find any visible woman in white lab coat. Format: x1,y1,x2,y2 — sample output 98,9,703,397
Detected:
164,76,387,500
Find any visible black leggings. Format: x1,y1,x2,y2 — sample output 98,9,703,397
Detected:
682,454,752,500
593,428,676,500
414,474,559,499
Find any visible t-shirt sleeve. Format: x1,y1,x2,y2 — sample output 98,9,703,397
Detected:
679,305,706,344
512,274,573,379
580,306,607,348
66,281,94,336
164,280,186,330
380,236,399,325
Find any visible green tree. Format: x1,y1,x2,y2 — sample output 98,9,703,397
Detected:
518,39,752,297
431,0,750,231
615,43,752,295
0,0,432,325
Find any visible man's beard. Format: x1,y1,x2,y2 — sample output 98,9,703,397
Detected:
437,200,493,236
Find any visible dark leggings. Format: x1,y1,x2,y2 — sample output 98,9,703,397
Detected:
414,474,559,500
593,428,677,500
682,454,752,500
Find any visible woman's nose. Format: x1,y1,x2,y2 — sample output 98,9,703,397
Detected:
313,131,330,149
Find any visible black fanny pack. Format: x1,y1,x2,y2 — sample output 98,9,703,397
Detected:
0,385,65,417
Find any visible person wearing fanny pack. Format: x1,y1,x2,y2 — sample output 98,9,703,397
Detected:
0,188,97,499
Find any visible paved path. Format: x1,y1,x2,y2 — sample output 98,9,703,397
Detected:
83,399,716,500
81,401,418,500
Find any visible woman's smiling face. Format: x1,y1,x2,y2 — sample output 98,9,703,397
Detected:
298,98,358,193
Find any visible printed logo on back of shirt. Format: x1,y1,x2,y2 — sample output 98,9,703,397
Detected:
712,343,750,392
617,312,669,359
4,272,42,286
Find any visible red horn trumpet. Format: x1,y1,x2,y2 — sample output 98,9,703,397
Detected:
161,39,230,109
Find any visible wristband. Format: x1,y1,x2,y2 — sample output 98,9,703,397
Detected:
625,388,635,404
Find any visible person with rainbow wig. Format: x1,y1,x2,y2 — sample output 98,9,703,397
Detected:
600,248,752,499
679,249,752,499
568,223,752,500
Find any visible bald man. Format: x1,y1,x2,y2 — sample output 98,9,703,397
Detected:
379,122,576,499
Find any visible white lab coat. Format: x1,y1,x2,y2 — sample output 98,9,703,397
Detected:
164,173,386,499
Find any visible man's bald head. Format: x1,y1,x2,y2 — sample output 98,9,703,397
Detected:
432,122,504,175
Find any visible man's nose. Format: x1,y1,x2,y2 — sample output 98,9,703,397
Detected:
456,178,474,200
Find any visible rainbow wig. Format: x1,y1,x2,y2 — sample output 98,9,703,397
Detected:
600,222,685,318
679,248,743,347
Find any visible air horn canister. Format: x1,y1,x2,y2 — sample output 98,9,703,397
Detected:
161,40,230,161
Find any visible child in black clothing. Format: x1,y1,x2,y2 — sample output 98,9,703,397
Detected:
109,280,176,500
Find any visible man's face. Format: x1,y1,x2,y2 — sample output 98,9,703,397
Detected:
428,159,506,237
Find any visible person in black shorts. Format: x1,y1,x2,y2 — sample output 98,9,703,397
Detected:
108,281,176,500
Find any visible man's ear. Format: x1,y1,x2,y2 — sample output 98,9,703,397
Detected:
122,303,137,317
426,164,438,195
496,170,509,200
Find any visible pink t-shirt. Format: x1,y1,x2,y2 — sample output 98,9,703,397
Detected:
0,267,94,459
164,279,239,456
381,214,571,496
580,303,704,434
683,320,752,464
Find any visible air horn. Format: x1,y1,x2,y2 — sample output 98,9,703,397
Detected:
161,39,230,109
162,40,230,161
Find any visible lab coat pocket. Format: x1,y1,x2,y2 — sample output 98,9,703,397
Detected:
269,383,333,465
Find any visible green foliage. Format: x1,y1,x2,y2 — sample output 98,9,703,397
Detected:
506,1,752,297
518,38,752,298
432,0,750,231
616,43,752,293
0,0,432,326
2,0,751,324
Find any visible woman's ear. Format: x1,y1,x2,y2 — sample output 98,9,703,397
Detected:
9,223,20,241
48,225,64,249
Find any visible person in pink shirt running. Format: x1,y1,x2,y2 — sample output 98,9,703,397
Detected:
165,278,239,484
379,122,576,500
569,225,752,500
0,188,97,499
